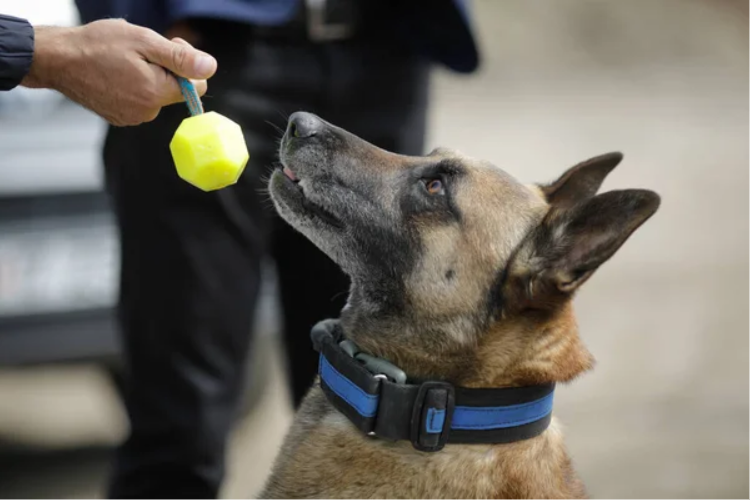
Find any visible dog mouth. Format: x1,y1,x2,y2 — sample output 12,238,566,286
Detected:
283,166,299,182
275,166,343,228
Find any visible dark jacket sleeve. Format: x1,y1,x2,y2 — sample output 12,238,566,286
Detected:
0,14,34,91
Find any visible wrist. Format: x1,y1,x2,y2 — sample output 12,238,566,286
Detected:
21,26,75,89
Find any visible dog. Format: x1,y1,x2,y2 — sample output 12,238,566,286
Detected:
262,112,660,498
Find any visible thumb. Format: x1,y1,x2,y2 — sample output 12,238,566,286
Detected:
142,33,217,79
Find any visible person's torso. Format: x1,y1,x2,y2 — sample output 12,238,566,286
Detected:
74,0,480,74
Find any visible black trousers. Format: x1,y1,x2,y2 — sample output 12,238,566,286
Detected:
103,29,430,498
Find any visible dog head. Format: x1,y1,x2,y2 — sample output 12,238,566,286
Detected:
269,112,660,386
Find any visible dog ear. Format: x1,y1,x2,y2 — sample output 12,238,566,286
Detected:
541,152,623,207
505,188,660,312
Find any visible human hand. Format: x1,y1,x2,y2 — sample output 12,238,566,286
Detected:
21,19,217,126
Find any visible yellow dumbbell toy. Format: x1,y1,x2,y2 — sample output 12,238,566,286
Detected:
170,77,249,191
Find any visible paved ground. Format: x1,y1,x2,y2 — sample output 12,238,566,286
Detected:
0,1,747,498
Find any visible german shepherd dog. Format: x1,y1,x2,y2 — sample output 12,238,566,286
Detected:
262,112,659,498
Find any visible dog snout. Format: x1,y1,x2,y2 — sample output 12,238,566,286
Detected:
287,112,323,139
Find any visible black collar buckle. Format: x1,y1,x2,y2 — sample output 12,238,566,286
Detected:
410,380,456,452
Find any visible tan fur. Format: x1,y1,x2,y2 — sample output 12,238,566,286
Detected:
264,117,660,498
264,390,586,499
407,155,548,324
464,304,595,388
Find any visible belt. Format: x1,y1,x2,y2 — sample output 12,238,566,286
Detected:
251,0,364,43
188,0,379,49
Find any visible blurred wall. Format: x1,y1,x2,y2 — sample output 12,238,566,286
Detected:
0,0,79,25
426,0,748,497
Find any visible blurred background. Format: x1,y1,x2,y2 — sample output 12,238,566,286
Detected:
0,0,746,498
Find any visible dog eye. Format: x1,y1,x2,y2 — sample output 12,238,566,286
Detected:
424,179,444,195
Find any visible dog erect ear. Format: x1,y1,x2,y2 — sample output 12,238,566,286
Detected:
541,152,623,207
505,188,660,312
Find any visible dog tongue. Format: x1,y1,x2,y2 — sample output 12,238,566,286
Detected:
283,167,299,182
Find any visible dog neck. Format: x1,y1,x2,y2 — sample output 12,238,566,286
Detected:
314,303,591,497
341,288,594,389
464,303,595,388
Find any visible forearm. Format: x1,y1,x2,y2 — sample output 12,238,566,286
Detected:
0,14,34,91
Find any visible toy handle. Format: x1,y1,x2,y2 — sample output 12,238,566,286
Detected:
177,76,204,116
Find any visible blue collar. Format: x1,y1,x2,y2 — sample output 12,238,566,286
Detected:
311,319,555,452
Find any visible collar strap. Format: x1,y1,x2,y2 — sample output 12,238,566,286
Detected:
311,319,555,452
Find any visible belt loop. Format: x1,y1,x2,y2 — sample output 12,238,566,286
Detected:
410,381,456,452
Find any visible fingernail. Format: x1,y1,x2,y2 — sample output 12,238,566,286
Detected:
194,54,216,77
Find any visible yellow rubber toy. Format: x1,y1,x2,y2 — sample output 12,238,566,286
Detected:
170,78,249,191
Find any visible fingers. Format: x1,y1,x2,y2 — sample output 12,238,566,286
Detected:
141,30,217,79
170,37,191,47
171,38,210,96
130,29,215,123
147,64,209,107
144,37,210,110
193,78,209,97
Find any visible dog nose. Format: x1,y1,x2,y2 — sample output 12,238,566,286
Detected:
288,112,322,139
